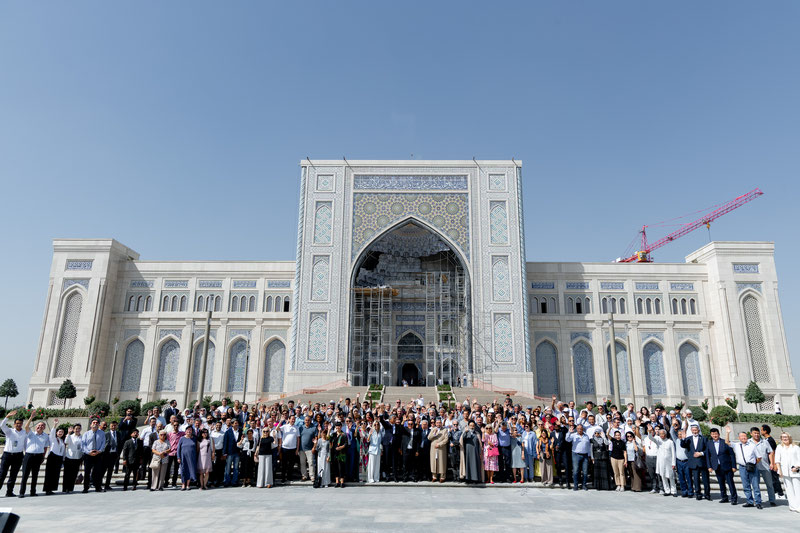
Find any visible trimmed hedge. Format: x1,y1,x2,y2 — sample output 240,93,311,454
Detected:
737,413,800,427
4,407,89,420
115,399,141,417
436,384,452,392
698,422,711,438
688,405,708,422
368,384,384,391
87,400,111,418
708,405,738,427
141,399,168,413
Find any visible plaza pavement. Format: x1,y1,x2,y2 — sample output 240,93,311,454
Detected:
2,483,798,532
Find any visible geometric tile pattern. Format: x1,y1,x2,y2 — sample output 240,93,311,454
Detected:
737,282,762,293
66,260,93,270
679,342,703,397
314,202,333,244
488,173,506,191
493,314,513,362
670,283,694,291
156,339,180,391
191,341,215,392
640,331,665,344
316,174,333,191
572,341,595,395
353,175,468,190
733,263,759,273
742,295,770,383
535,340,559,397
642,341,667,396
227,339,248,392
351,193,470,260
263,339,286,392
120,339,144,391
307,313,328,362
600,282,625,290
492,256,511,301
635,282,660,291
606,341,631,395
489,201,508,244
311,257,330,301
54,291,82,378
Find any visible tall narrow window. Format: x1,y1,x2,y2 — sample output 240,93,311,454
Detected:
231,296,239,312
227,340,248,392
655,298,661,314
742,295,770,383
535,341,558,397
263,340,286,392
191,341,215,392
145,295,152,311
572,341,595,395
128,296,135,311
637,298,643,314
120,340,144,391
239,296,246,312
576,299,583,314
680,298,687,315
249,296,256,312
275,296,283,312
171,295,178,312
606,341,631,395
642,342,666,395
689,298,697,314
214,296,221,312
646,298,652,314
679,343,703,396
179,295,187,312
672,298,678,315
156,339,180,391
266,296,273,312
619,298,626,314
54,292,82,377
162,295,169,311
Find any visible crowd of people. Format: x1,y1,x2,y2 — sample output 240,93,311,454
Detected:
1,393,800,514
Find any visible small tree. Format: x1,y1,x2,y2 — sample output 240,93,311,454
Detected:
0,379,19,410
725,396,739,410
56,379,77,409
700,398,709,412
744,381,766,406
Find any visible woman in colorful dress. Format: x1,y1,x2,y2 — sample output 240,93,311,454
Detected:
196,428,214,490
176,426,197,491
483,424,499,484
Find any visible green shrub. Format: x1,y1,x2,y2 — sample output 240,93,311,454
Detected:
709,405,738,427
737,413,800,427
115,399,142,417
698,422,711,438
83,395,96,406
368,384,384,391
210,400,222,410
87,400,110,418
689,405,708,422
141,399,168,413
725,396,739,410
744,381,766,405
436,384,451,391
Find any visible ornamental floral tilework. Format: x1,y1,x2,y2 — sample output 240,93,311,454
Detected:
263,340,286,392
492,257,511,301
488,173,506,191
351,193,469,260
120,340,144,391
316,174,333,191
572,341,595,394
493,314,513,362
307,313,328,361
489,201,508,244
311,257,330,301
353,175,468,190
642,341,667,395
314,202,332,244
156,339,180,391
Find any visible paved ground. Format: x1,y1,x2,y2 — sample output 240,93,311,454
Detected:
2,484,798,532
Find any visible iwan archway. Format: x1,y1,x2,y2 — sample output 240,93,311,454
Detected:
348,219,471,386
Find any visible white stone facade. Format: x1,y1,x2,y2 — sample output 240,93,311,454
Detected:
26,161,798,414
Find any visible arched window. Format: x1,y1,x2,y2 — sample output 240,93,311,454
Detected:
646,298,652,314
619,298,626,314
197,295,204,311
679,343,703,396
637,298,643,315
205,295,211,311
642,341,666,395
567,297,574,314
54,291,82,378
231,296,239,312
606,341,630,395
742,294,770,383
136,295,143,312
179,295,187,312
170,295,178,312
275,296,283,312
162,295,169,311
266,296,273,312
127,296,135,311
550,297,557,314
601,297,608,314
214,295,221,312
227,339,248,392
671,298,678,315
249,296,255,312
283,297,290,312
263,339,286,392
191,340,215,392
654,298,662,314
531,297,538,314
239,296,247,312
610,297,617,313
120,340,144,391
575,298,583,314
156,339,180,391
680,298,687,315
689,298,697,314
145,295,152,311
535,341,559,397
572,341,595,395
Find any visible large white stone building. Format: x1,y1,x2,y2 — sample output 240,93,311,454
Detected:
26,160,798,413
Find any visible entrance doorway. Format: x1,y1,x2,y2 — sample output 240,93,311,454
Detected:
401,363,419,386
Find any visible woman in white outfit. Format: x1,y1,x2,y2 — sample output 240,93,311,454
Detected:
255,428,274,488
774,432,800,512
366,421,384,483
316,426,331,487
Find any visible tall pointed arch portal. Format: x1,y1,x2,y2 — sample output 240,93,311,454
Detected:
348,220,471,386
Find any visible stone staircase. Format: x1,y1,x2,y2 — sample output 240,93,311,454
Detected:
382,386,438,407
277,386,368,407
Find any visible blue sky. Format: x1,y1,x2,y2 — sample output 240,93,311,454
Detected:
1,1,798,401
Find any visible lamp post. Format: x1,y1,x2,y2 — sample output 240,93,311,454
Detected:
197,311,212,404
243,335,251,402
107,341,119,403
608,312,621,409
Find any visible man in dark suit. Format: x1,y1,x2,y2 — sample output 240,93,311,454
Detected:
681,425,711,500
102,420,122,491
120,428,143,490
379,413,398,481
706,427,738,504
118,409,138,443
418,419,432,481
399,419,421,482
163,400,179,423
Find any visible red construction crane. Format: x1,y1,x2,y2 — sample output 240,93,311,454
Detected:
617,188,764,263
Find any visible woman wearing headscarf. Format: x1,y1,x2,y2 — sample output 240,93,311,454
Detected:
590,427,613,490
176,426,197,491
460,420,484,484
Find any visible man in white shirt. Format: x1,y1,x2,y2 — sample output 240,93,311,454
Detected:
732,430,761,508
210,421,227,487
682,409,699,434
19,414,49,498
0,410,27,497
642,426,663,494
279,416,300,483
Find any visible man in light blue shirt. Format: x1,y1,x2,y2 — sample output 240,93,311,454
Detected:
497,422,512,482
566,424,591,490
80,418,106,493
749,427,776,506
